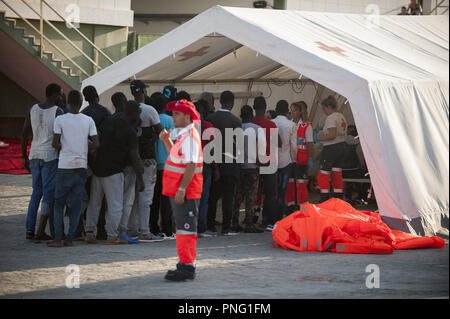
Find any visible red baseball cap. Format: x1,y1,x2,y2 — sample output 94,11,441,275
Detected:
167,99,200,121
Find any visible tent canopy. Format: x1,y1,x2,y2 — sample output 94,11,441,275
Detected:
82,6,449,236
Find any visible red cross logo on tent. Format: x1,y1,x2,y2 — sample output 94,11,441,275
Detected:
178,46,210,61
315,41,347,57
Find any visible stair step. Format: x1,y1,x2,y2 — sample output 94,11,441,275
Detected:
1,14,82,85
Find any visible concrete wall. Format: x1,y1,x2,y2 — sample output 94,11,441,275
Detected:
132,0,275,14
0,0,133,27
286,0,408,14
131,0,275,34
0,72,38,137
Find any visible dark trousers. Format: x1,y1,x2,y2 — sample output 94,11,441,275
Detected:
207,174,237,232
343,168,370,200
150,170,173,236
261,172,278,225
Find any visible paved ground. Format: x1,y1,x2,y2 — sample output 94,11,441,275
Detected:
0,174,448,299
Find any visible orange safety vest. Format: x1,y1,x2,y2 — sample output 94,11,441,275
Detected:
296,121,311,165
162,125,203,199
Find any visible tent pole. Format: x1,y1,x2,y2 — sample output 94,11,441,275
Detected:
308,82,321,122
243,80,254,106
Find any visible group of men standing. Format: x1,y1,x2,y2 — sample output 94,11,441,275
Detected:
22,80,349,281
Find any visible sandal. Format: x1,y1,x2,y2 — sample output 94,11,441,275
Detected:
46,240,62,248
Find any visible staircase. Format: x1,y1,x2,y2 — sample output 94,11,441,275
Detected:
0,10,81,94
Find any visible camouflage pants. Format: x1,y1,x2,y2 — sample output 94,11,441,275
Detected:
233,168,259,226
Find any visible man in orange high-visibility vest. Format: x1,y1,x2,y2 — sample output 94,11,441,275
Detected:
159,99,203,281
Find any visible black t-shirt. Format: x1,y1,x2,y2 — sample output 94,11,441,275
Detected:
206,109,242,178
81,103,112,129
91,116,138,177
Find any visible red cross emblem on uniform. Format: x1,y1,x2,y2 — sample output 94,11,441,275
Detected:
178,46,210,61
315,41,347,57
341,118,347,131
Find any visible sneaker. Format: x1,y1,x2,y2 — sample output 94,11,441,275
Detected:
119,234,139,244
243,225,264,233
198,232,212,238
46,240,62,248
63,239,73,247
127,231,139,239
265,225,274,232
84,233,97,244
162,233,176,240
138,233,164,243
202,229,217,237
106,237,129,245
165,263,196,281
26,231,35,240
221,229,238,236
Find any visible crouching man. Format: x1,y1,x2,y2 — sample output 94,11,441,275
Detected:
159,99,203,281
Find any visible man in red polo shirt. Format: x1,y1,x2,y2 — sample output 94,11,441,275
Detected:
252,96,280,231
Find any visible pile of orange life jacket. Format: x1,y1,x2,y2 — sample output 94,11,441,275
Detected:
272,198,445,254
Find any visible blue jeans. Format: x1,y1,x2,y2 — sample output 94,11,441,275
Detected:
53,168,87,240
277,163,293,219
198,163,212,233
26,159,58,232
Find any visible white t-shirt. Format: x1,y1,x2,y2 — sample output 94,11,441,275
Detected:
272,115,297,169
139,103,160,127
177,123,201,163
322,112,347,146
53,113,97,169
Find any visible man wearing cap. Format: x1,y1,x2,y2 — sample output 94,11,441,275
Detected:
159,99,203,281
128,80,163,242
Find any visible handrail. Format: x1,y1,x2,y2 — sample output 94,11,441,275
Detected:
0,0,90,77
41,0,114,64
1,0,116,78
18,0,102,70
429,0,447,14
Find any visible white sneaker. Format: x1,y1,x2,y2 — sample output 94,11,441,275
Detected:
222,230,239,236
265,225,274,232
162,233,176,240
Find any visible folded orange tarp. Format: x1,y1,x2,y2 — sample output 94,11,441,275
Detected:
272,198,445,254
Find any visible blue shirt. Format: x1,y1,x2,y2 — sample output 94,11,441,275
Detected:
155,113,174,170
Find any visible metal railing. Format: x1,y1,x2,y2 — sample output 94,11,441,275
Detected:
429,0,449,14
0,0,115,77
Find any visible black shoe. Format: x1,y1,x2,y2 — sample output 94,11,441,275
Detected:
96,231,107,240
243,225,264,233
231,225,243,233
165,263,196,281
35,233,53,241
207,226,217,233
319,194,330,203
26,231,35,240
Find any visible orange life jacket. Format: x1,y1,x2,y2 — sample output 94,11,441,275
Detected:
272,198,445,254
296,121,311,165
162,125,203,199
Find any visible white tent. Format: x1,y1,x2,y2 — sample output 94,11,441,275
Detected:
82,6,449,237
